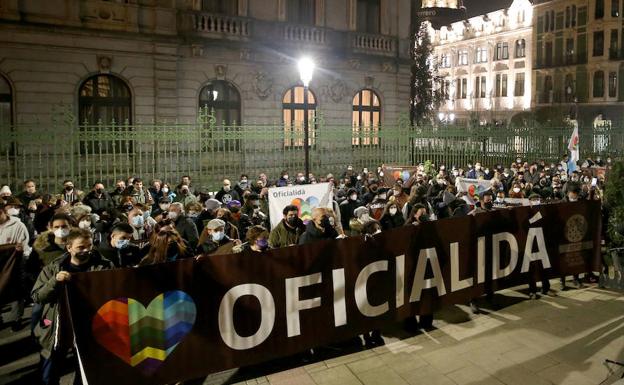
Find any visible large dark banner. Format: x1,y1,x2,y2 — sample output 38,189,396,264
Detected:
0,245,21,304
66,201,601,385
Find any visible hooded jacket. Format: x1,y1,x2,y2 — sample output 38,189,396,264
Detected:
31,251,114,359
33,231,66,266
298,221,338,245
0,216,30,255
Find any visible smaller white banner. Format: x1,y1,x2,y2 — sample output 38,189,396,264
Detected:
268,183,334,229
455,177,493,196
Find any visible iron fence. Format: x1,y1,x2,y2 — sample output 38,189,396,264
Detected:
1,108,623,192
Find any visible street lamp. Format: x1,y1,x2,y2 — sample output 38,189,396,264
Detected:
298,57,315,183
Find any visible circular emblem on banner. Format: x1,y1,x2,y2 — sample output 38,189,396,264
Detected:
565,214,587,243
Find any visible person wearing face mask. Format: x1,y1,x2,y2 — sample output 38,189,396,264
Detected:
368,187,389,220
167,202,199,251
276,170,290,187
348,206,374,235
127,207,154,249
470,191,494,214
234,225,270,253
380,202,405,230
152,197,172,220
59,179,84,203
493,191,507,208
215,179,241,206
509,183,525,199
97,223,145,267
466,162,485,179
32,228,114,385
339,188,361,230
298,208,339,245
390,182,409,210
148,179,164,208
0,201,32,332
173,184,198,207
109,180,126,207
198,219,241,256
269,205,306,248
33,214,74,267
83,181,114,214
3,197,36,242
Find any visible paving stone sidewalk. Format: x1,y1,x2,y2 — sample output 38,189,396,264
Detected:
1,284,622,385
217,285,624,385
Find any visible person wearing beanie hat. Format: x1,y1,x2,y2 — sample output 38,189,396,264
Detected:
0,185,11,198
197,218,241,256
348,206,373,235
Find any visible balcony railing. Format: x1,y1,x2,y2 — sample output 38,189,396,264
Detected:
352,33,396,55
282,24,326,44
186,12,250,38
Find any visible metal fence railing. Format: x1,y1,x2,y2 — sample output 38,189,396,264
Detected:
2,108,623,192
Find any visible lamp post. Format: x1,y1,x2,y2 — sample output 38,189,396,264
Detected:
298,57,315,183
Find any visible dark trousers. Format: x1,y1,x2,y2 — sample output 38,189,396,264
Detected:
528,277,550,294
40,351,82,385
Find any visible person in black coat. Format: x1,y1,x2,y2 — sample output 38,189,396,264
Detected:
298,208,339,245
379,202,405,230
97,223,146,267
83,182,115,214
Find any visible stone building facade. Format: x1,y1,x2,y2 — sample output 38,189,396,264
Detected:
0,0,414,189
533,0,624,127
429,0,534,125
0,0,412,128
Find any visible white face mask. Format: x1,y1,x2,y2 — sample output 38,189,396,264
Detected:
389,208,398,215
211,231,225,242
495,197,504,203
79,221,91,230
378,193,387,200
513,187,521,193
159,203,170,211
131,215,144,228
356,175,362,180
283,175,289,180
168,211,179,221
452,170,459,176
54,228,70,238
373,229,382,235
299,176,305,182
162,187,169,194
350,194,358,201
7,208,19,216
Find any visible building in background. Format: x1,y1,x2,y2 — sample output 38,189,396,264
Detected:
429,0,534,126
532,0,624,128
0,0,413,188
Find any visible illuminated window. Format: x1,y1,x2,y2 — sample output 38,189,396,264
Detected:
199,80,241,125
78,74,131,154
0,75,11,125
283,86,317,147
352,89,381,146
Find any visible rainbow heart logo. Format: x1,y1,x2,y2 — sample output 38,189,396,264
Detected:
392,170,411,181
92,291,196,376
291,196,320,222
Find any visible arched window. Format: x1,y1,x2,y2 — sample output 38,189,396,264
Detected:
78,74,131,154
79,74,131,125
199,80,241,125
202,0,238,15
594,71,605,97
515,39,526,58
282,86,317,147
352,89,381,146
0,75,12,125
287,0,315,25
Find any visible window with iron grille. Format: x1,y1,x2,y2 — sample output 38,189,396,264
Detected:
283,86,317,148
78,74,132,155
352,89,381,146
199,80,242,151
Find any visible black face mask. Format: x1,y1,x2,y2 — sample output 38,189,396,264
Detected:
320,216,331,230
230,207,240,214
418,215,429,223
287,217,298,226
65,186,73,192
96,188,104,194
483,202,494,210
74,250,92,262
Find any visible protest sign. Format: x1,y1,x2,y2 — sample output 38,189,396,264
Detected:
381,165,419,187
268,183,334,229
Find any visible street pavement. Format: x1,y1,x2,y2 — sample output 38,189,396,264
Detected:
1,281,623,385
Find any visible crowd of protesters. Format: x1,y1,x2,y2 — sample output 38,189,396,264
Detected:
0,153,614,385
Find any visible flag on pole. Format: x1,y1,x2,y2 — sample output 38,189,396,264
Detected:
567,121,579,174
